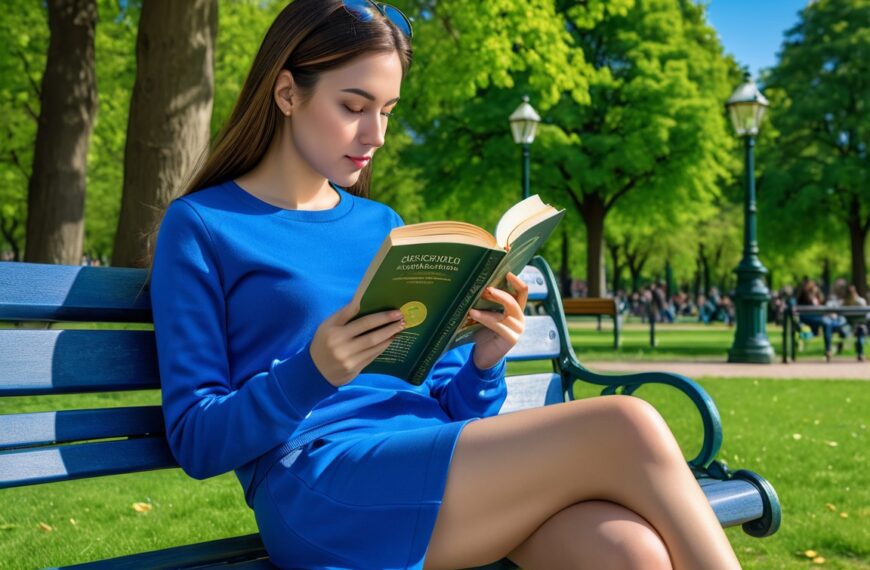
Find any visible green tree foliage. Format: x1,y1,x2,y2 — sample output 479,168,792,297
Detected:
760,0,869,295
0,0,48,260
390,0,738,296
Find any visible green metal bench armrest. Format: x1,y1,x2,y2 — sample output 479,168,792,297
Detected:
529,256,722,470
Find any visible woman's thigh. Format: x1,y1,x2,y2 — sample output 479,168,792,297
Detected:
423,394,682,570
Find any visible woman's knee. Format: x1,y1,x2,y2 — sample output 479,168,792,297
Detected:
596,395,683,463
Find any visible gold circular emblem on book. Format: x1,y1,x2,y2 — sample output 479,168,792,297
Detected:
399,301,427,328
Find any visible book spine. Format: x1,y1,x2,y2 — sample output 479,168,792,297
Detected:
408,249,505,384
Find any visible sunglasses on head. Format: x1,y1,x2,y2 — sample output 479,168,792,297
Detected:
342,0,413,39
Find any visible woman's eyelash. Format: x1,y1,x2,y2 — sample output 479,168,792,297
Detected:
343,104,393,118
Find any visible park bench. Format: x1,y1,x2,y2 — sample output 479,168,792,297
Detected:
782,304,870,362
560,297,622,349
561,296,663,349
0,256,781,569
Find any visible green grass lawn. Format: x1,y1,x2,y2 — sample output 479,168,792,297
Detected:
563,317,847,362
2,375,867,569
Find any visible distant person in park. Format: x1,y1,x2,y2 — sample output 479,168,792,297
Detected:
796,280,848,362
843,285,867,362
697,293,718,325
146,1,742,568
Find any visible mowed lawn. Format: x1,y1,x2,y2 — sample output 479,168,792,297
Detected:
562,317,843,362
1,324,867,568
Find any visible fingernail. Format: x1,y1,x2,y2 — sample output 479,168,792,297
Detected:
392,310,402,319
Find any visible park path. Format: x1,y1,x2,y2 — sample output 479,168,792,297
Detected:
583,359,869,380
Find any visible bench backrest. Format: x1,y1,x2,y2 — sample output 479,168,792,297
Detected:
0,256,578,489
561,297,617,316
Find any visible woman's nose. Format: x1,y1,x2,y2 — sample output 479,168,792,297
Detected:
360,114,386,148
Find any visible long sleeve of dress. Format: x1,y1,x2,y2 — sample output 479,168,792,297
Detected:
386,209,508,420
150,200,338,480
426,344,508,420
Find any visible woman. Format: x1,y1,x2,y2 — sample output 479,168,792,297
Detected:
148,1,742,568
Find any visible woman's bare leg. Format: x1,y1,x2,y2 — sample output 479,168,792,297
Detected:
422,395,740,570
506,499,672,570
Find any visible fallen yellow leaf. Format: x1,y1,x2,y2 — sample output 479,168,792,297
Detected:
826,441,838,447
69,518,77,526
804,550,818,558
792,433,802,440
839,512,848,518
812,556,826,564
38,522,52,532
825,503,836,511
131,502,152,513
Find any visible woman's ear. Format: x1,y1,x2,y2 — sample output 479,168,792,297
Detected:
274,69,295,117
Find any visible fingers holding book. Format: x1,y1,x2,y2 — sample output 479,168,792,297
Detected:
310,301,406,387
466,272,528,370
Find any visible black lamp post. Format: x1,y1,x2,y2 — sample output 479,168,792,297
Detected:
509,95,541,201
726,73,775,363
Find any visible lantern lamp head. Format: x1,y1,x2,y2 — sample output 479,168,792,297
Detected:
509,95,541,145
726,72,769,136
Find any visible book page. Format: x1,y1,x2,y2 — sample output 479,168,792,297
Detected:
494,195,549,248
474,207,566,313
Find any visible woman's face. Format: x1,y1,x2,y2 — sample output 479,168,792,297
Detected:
282,50,403,188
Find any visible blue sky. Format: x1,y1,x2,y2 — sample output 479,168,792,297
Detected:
705,0,808,78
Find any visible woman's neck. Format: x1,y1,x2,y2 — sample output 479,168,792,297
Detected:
235,125,338,211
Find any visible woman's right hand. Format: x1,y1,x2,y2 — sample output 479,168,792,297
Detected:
309,299,406,387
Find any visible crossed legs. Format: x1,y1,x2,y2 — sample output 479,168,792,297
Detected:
422,395,741,570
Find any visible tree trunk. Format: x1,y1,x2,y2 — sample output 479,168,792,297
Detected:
580,194,606,297
607,240,623,294
112,0,218,267
24,0,98,265
699,244,710,296
559,228,571,297
821,257,831,297
847,216,868,298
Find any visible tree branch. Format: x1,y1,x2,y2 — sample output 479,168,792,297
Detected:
15,48,41,98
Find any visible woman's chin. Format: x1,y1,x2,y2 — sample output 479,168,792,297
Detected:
335,172,362,188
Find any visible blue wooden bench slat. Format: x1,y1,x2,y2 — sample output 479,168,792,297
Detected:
500,373,564,413
0,262,545,323
0,437,176,488
0,406,164,450
0,318,554,396
0,258,782,568
45,533,271,570
0,262,152,322
0,330,159,395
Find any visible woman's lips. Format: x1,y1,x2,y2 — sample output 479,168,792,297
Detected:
346,156,370,169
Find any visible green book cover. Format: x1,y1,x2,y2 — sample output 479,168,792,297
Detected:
349,195,565,385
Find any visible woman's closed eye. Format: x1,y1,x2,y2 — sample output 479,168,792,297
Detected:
343,104,393,118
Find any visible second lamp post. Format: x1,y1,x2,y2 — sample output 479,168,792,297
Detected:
725,73,775,364
509,95,541,201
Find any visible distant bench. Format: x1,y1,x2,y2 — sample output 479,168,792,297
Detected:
783,304,870,362
560,297,660,349
560,297,622,349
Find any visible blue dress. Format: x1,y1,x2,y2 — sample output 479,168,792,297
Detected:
149,180,508,569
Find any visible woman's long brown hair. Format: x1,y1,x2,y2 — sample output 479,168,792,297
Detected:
142,0,412,273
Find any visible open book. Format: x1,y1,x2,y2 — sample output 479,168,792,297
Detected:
349,194,566,385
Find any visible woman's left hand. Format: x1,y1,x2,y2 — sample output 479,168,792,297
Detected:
467,271,528,370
